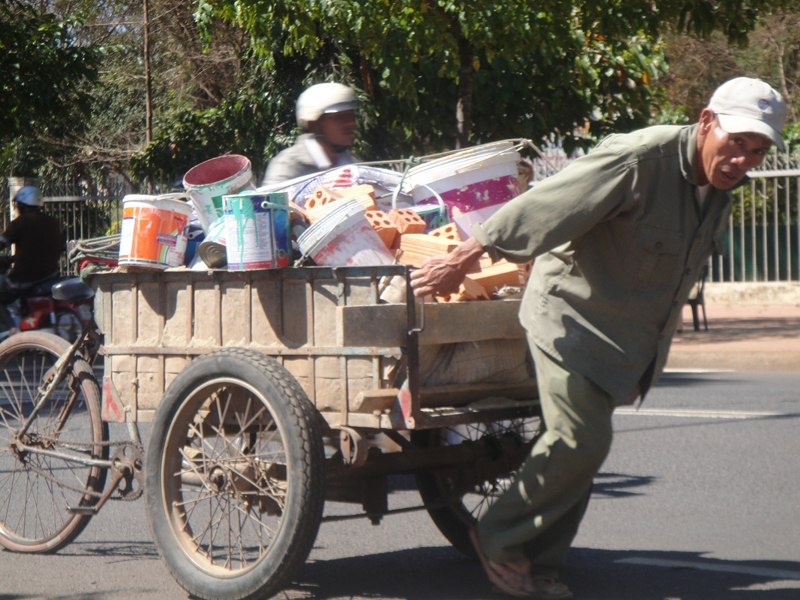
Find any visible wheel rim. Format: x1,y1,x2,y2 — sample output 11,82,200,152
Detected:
161,377,291,576
0,344,99,546
423,418,540,525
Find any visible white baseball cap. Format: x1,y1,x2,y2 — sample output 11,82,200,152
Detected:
708,77,786,151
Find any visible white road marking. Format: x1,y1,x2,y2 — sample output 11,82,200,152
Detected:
663,368,734,373
616,557,800,581
614,407,785,419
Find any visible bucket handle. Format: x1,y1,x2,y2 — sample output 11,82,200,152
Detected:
390,156,420,210
260,200,291,211
451,141,528,175
392,181,447,216
408,184,448,230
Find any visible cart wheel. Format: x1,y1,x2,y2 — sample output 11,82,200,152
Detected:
145,348,325,600
0,332,107,553
413,417,542,558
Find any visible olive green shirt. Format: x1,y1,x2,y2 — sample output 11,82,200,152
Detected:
473,124,737,404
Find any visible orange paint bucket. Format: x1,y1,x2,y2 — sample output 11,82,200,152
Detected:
118,194,192,269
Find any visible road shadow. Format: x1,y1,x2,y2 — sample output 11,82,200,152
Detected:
284,546,800,600
0,591,160,600
652,373,740,388
592,472,656,498
57,540,160,562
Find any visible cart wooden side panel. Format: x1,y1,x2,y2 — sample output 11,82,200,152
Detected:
91,266,535,428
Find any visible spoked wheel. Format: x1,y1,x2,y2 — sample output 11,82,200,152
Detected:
413,417,542,558
0,332,107,553
145,348,325,600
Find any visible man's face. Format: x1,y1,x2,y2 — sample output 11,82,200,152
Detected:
316,110,356,148
697,110,773,189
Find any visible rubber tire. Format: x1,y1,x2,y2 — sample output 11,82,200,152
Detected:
145,348,326,600
413,419,542,559
0,332,107,553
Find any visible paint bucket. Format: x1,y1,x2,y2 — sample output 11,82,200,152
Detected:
406,141,522,215
118,194,192,269
197,216,228,268
183,155,255,232
450,202,506,239
297,199,394,267
223,191,291,271
184,222,206,265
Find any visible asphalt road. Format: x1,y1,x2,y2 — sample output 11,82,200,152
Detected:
1,370,799,600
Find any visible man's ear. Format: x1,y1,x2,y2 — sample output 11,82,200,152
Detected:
698,108,715,133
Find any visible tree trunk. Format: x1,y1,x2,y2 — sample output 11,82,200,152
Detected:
455,36,474,149
143,0,153,145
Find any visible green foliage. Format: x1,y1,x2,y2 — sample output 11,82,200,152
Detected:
5,0,794,185
131,53,307,184
785,122,800,153
0,1,99,144
138,0,678,172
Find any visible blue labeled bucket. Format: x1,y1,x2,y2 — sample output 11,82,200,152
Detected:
222,191,291,270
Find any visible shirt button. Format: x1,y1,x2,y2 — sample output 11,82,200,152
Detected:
654,241,663,250
685,268,692,275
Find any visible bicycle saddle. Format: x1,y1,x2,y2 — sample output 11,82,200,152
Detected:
51,278,95,303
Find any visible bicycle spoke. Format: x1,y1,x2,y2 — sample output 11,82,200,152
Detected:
0,337,105,551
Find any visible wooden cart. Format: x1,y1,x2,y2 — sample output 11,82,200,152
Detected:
0,265,540,600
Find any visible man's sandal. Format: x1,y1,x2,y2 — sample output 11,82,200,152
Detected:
469,528,573,599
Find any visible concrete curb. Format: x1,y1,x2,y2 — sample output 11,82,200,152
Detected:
668,301,800,372
666,350,800,372
705,282,800,305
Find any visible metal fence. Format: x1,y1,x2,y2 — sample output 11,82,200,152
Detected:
3,176,129,274
712,150,800,282
533,146,800,283
2,176,129,238
6,144,800,282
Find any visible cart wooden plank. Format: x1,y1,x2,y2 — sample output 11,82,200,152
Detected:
336,299,524,347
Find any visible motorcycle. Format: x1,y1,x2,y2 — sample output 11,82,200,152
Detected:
0,255,90,343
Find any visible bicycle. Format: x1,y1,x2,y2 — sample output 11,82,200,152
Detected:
0,278,143,553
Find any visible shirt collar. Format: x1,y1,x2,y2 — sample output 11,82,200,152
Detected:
302,134,333,170
679,122,749,191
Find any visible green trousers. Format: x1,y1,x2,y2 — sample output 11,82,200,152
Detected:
476,340,615,579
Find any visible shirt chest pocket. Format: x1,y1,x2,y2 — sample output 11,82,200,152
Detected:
624,226,685,287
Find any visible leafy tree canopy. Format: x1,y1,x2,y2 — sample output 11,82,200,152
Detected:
137,0,787,181
4,0,796,187
0,0,99,167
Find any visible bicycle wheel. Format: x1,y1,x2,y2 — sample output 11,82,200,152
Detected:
146,348,325,600
413,417,542,558
0,332,107,553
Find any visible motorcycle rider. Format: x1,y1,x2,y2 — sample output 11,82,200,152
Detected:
0,186,65,336
261,82,359,186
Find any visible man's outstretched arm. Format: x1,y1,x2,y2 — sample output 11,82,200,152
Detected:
409,236,485,297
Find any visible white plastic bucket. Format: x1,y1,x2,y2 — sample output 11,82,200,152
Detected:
183,155,255,232
223,192,291,271
197,216,228,268
119,194,192,269
297,200,394,267
406,142,522,215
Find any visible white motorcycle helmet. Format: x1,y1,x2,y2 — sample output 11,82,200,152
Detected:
13,186,43,207
296,83,358,129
